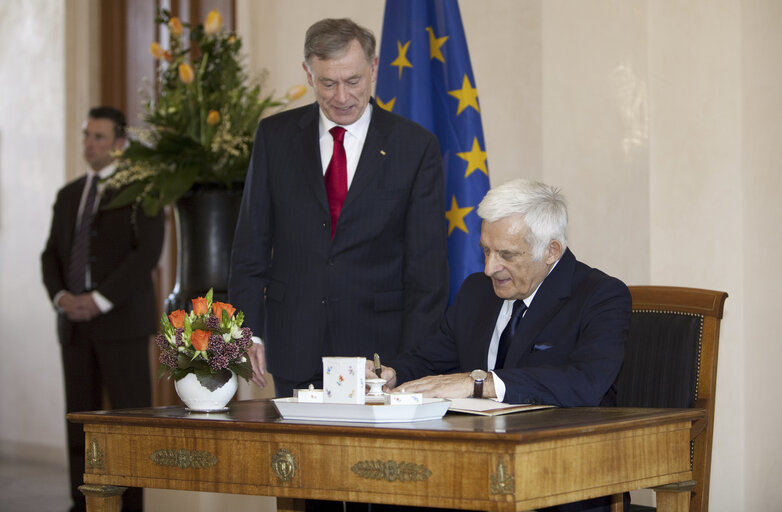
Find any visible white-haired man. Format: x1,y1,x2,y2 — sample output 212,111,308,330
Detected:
370,178,631,512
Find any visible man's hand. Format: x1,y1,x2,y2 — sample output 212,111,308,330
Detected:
364,359,397,390
390,372,474,399
58,292,100,322
248,342,268,388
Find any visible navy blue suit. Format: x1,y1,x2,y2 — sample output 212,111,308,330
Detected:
229,100,448,390
391,249,631,407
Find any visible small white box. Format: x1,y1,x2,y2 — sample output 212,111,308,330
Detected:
389,392,423,405
296,385,324,403
323,357,366,404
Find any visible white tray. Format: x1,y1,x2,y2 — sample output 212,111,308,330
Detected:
272,397,451,423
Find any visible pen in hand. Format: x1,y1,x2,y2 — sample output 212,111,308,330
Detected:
373,353,383,378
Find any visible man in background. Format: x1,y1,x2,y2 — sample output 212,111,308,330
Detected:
229,18,449,399
41,106,164,512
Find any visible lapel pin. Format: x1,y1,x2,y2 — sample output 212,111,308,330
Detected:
380,150,386,156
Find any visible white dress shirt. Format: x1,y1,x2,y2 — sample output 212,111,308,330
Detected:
318,104,373,187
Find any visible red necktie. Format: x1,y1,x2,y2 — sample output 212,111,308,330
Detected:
324,126,347,238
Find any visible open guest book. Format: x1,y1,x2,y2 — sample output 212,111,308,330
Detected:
448,398,555,416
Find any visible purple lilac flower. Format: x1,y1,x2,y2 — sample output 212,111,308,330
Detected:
174,328,184,347
209,354,230,371
154,333,168,350
205,315,220,330
159,350,177,369
208,333,224,353
223,343,240,361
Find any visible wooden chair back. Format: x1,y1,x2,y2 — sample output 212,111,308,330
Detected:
615,286,728,512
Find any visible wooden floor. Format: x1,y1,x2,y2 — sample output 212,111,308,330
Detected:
0,454,71,512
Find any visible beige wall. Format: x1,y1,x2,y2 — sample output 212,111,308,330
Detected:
1,1,780,510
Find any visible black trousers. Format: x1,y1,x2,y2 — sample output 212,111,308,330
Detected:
61,324,151,512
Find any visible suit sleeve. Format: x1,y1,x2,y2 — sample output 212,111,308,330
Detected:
41,187,71,301
228,122,272,338
401,132,449,352
496,277,631,407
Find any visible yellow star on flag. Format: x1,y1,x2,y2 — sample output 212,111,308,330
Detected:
390,40,413,79
376,97,396,112
456,137,488,177
425,26,449,62
448,75,480,115
445,196,474,236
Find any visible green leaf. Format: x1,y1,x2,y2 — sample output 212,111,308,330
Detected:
194,368,233,391
229,360,253,382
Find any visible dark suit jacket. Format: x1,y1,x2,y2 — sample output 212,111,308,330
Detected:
229,100,449,382
41,175,165,344
391,249,631,406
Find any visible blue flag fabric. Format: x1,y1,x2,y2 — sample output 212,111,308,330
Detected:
376,0,490,303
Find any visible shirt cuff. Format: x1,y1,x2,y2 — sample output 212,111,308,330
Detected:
91,290,114,313
252,336,263,345
52,290,67,312
491,371,506,402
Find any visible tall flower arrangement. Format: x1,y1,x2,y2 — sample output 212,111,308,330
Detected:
106,8,305,216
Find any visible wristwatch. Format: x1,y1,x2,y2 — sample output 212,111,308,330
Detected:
470,369,488,398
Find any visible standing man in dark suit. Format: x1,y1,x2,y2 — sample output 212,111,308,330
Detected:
370,178,631,512
229,18,449,398
41,107,164,512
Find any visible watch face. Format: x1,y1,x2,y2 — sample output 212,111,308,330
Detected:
471,369,488,381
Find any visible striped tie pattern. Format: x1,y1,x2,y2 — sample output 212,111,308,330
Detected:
67,178,98,293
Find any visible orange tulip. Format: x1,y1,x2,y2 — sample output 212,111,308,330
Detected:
212,301,236,320
190,330,210,351
168,17,183,37
192,296,209,315
206,109,220,125
204,10,222,36
286,84,308,102
168,309,186,329
178,63,195,84
149,41,165,59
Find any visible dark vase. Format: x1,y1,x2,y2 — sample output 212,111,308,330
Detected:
165,185,243,313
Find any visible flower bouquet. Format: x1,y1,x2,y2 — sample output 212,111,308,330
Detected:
156,288,254,391
105,8,306,216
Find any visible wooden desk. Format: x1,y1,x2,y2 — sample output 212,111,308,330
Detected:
68,400,702,512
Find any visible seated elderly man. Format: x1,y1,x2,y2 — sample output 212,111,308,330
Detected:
369,179,631,512
372,178,631,408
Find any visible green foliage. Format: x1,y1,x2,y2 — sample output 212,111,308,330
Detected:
105,8,295,216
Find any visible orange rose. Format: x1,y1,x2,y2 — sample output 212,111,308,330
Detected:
168,309,186,329
168,17,183,37
286,84,308,102
149,41,165,59
190,330,210,351
163,50,172,62
178,63,194,84
206,109,220,125
212,301,235,320
192,296,209,315
204,10,222,36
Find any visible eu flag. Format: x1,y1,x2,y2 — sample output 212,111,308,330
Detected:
376,0,490,303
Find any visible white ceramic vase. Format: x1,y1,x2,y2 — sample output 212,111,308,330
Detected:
174,371,238,412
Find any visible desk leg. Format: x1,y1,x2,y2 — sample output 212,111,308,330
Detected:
277,497,305,512
653,480,695,512
79,484,126,512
